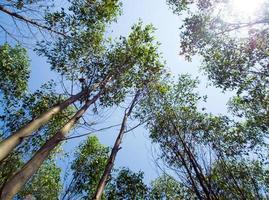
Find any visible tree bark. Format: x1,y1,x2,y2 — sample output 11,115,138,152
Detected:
0,89,88,162
92,92,139,200
0,93,100,200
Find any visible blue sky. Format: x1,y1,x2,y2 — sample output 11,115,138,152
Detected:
91,0,234,183
1,0,234,184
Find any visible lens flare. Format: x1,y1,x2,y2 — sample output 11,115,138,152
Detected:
230,0,265,19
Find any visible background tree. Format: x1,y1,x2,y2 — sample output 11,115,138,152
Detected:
137,73,269,199
166,0,269,138
61,136,109,200
105,168,149,200
149,174,191,200
0,43,30,101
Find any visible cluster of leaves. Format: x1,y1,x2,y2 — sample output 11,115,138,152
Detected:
210,159,269,199
62,136,110,199
149,174,190,200
17,160,62,200
37,20,164,108
166,0,269,135
106,168,148,200
0,43,30,100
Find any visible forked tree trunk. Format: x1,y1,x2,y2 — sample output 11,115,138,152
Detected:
0,93,100,200
92,92,139,200
0,89,88,162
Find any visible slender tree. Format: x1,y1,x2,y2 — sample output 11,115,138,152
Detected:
92,92,140,200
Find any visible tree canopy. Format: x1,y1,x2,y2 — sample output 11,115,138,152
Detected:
1,0,269,199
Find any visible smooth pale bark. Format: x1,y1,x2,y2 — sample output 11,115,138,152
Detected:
0,89,88,162
92,93,139,200
0,93,100,200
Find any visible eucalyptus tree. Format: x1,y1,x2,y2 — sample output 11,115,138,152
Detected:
0,21,164,199
105,168,149,200
209,158,269,199
0,0,122,162
136,74,265,199
92,92,140,200
61,136,109,200
167,0,269,135
149,174,191,200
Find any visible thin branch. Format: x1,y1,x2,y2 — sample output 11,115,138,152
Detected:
61,124,121,141
0,4,67,37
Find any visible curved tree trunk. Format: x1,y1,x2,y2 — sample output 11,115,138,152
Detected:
0,93,100,200
0,89,88,162
92,92,139,200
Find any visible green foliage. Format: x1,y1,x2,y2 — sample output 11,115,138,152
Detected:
0,150,23,189
18,160,62,200
37,0,122,79
166,0,269,137
150,174,190,200
0,43,30,99
37,20,164,108
106,168,148,200
62,136,109,199
210,159,269,199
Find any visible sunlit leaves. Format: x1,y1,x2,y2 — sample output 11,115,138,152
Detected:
106,168,148,200
62,136,109,199
0,43,30,99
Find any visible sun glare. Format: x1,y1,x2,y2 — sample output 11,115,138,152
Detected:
229,0,265,20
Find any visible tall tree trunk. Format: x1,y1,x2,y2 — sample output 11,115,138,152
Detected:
0,93,100,200
92,92,139,200
0,89,88,162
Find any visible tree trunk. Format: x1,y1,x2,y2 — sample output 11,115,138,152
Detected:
0,89,88,162
92,92,139,200
0,93,100,200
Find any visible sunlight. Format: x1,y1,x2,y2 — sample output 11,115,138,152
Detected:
229,0,265,20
